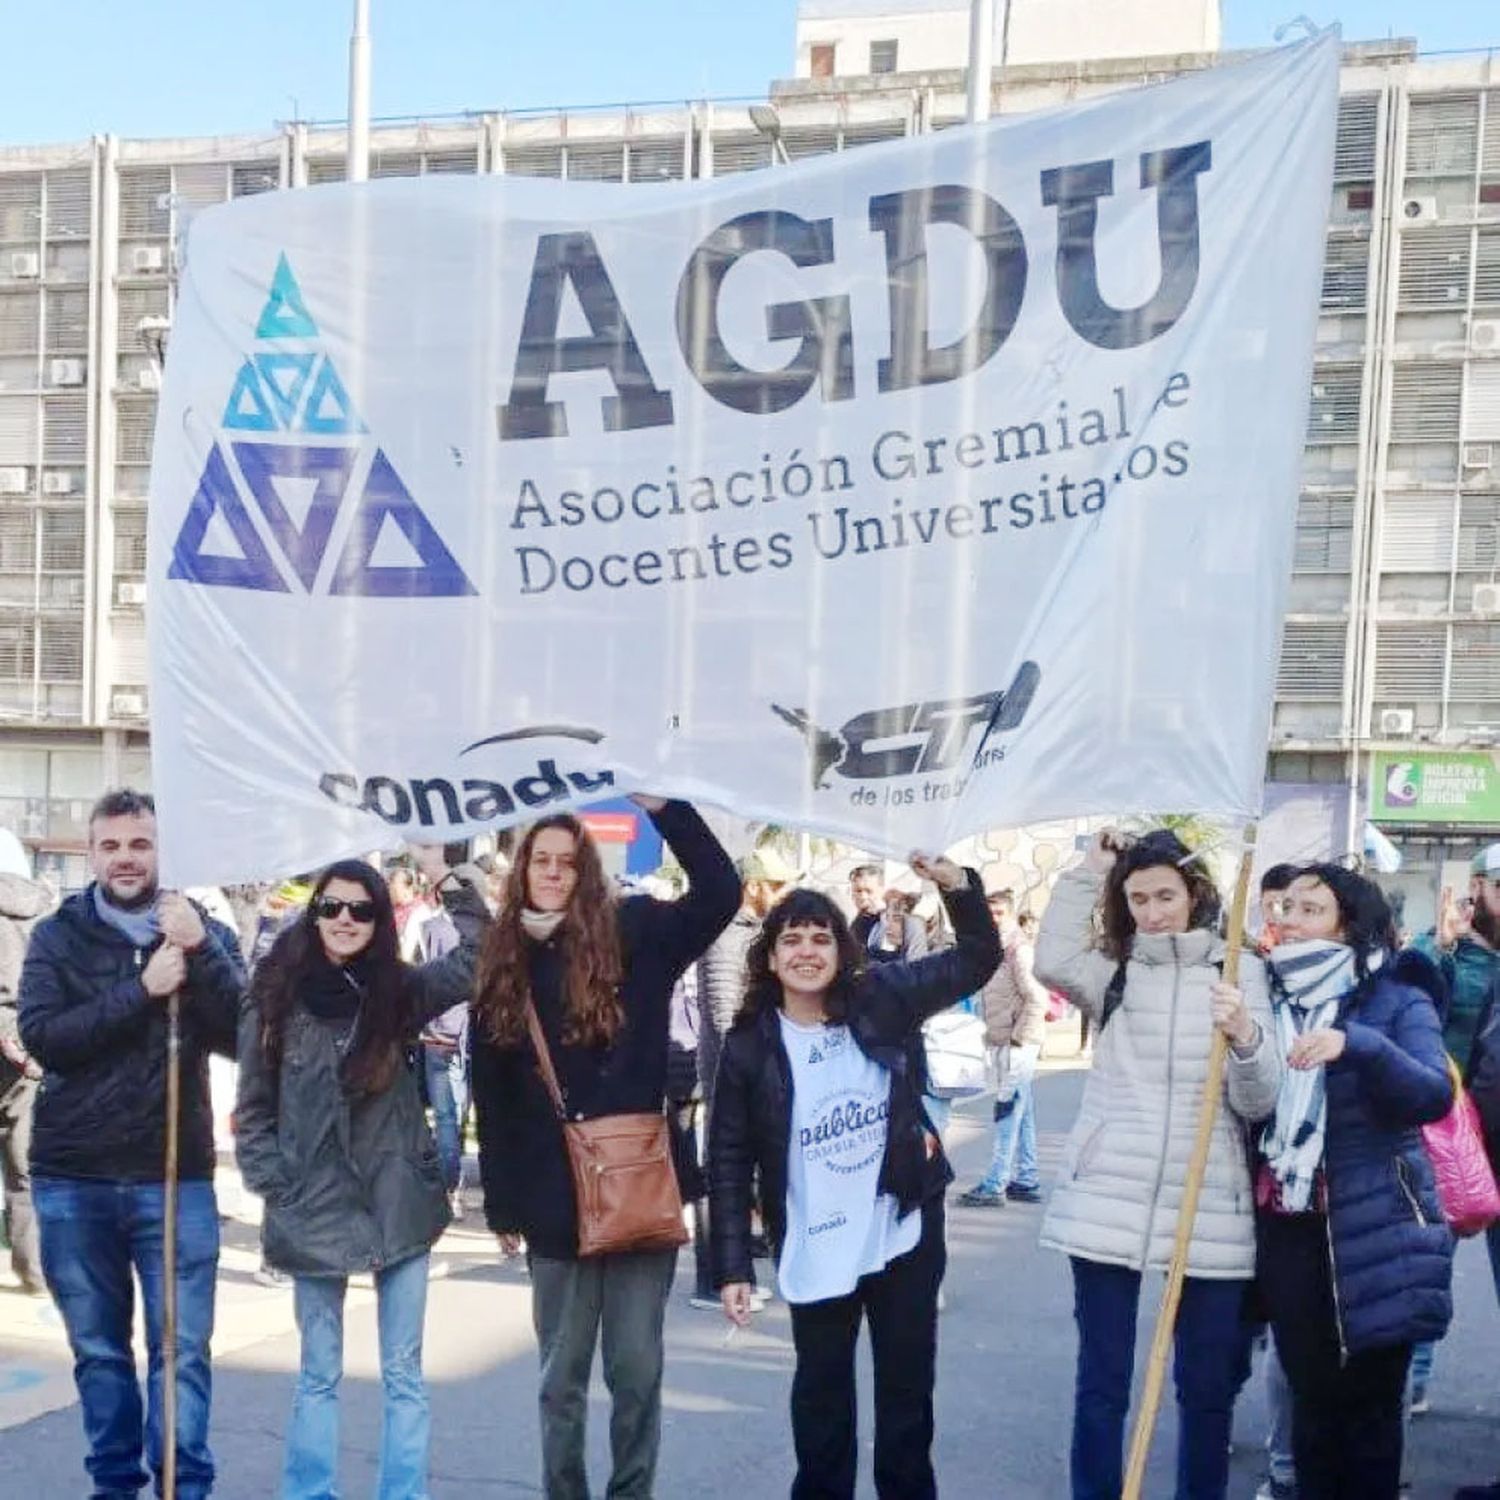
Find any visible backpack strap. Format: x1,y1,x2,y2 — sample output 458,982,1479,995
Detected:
1100,961,1128,1031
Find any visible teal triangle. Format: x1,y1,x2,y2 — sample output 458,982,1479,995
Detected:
255,253,318,340
254,353,316,428
221,360,278,432
299,355,366,435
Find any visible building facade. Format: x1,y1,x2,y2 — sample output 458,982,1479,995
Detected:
0,30,1496,909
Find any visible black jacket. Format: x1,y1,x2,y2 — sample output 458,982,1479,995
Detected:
234,882,487,1278
708,870,1000,1289
1461,965,1500,1174
19,886,245,1182
471,802,738,1259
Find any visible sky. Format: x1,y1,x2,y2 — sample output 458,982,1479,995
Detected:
0,1,1491,148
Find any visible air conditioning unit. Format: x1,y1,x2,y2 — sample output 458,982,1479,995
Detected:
109,689,146,719
1379,708,1416,736
136,365,161,392
1464,443,1495,471
116,581,147,606
49,358,83,387
40,471,72,495
1472,319,1500,354
131,245,164,273
8,252,39,279
1402,196,1440,224
0,467,26,495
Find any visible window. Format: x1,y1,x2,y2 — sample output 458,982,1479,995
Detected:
810,43,835,79
1347,186,1375,211
870,39,898,75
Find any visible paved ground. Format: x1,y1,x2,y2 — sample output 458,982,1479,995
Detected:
3,1043,1499,1497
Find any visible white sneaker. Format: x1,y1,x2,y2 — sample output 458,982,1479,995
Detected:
688,1294,721,1311
749,1286,772,1309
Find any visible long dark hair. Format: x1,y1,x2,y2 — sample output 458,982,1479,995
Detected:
473,814,623,1048
1292,862,1398,977
734,888,867,1029
1100,831,1223,961
251,859,410,1094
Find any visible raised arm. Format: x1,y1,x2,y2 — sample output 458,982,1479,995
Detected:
632,800,740,969
1034,865,1118,1020
406,876,488,1026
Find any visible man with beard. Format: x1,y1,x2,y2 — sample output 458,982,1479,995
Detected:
19,789,244,1500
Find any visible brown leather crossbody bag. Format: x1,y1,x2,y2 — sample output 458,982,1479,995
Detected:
524,1002,689,1258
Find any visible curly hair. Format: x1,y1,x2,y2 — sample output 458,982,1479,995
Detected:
734,888,867,1030
1100,830,1223,961
251,859,411,1095
472,814,623,1047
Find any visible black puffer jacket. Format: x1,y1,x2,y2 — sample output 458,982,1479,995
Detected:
20,887,244,1182
234,882,486,1278
471,801,738,1259
708,871,999,1289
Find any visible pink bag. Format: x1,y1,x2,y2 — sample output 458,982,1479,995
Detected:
1421,1057,1500,1238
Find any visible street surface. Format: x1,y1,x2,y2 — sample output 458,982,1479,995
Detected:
3,1048,1497,1498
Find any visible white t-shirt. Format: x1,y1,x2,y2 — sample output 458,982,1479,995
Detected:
776,1014,921,1305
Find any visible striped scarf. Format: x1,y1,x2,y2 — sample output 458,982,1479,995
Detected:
1262,940,1382,1212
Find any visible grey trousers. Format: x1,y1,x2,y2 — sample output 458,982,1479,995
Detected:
530,1247,677,1500
0,1078,40,1287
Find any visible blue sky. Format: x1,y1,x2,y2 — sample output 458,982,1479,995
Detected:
0,1,1489,147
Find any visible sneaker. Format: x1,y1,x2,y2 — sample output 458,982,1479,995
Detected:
1408,1382,1429,1416
688,1294,721,1311
958,1184,1006,1207
1255,1480,1297,1500
1005,1183,1044,1204
1454,1483,1500,1500
253,1264,290,1289
749,1286,772,1309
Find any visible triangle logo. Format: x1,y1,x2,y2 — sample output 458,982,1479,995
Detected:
299,355,367,435
233,441,358,590
222,360,279,432
255,253,319,340
254,353,317,429
328,449,476,597
168,444,289,592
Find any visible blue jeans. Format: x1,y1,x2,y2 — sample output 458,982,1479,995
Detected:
1070,1257,1248,1500
422,1045,467,1193
34,1176,219,1500
980,1044,1040,1192
285,1251,431,1500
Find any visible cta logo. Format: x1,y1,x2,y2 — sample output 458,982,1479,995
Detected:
773,660,1039,789
169,254,474,598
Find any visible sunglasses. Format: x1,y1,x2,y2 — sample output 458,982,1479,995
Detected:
313,897,377,923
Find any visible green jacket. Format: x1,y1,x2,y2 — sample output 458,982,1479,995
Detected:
1412,931,1497,1072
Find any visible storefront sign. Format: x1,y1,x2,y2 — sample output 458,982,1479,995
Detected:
1371,751,1500,825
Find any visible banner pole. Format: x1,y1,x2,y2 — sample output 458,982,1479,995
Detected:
1121,823,1257,1500
162,989,181,1500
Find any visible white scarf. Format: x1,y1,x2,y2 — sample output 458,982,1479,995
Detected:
520,908,566,943
1262,939,1383,1211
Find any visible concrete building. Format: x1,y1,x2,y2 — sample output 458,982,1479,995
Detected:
793,0,1222,78
0,20,1496,912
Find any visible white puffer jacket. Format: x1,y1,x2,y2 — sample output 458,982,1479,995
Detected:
1036,865,1282,1280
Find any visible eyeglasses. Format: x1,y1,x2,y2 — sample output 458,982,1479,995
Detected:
313,897,377,923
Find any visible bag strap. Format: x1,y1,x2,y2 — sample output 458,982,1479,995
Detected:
1100,962,1128,1030
524,1001,568,1121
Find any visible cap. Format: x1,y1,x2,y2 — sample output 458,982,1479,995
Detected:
741,846,797,885
1472,845,1500,878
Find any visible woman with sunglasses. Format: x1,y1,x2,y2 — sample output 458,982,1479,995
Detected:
1036,829,1282,1500
235,855,486,1500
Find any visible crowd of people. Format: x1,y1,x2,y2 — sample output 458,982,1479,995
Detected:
2,790,1500,1499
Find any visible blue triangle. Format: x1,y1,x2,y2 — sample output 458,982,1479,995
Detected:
255,253,318,340
222,360,279,432
233,441,358,590
328,449,476,598
299,356,366,434
168,444,289,592
254,353,316,429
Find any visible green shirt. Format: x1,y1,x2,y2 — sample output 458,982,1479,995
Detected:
1412,931,1497,1072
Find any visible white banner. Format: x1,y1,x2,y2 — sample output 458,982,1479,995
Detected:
148,39,1338,886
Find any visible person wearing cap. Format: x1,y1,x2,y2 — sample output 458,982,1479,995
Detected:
687,844,795,1308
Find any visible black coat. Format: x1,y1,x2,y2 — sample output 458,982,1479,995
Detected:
19,887,244,1182
708,870,1000,1290
471,802,738,1259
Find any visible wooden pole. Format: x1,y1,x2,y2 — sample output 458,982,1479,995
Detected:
162,990,181,1500
1121,824,1257,1500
